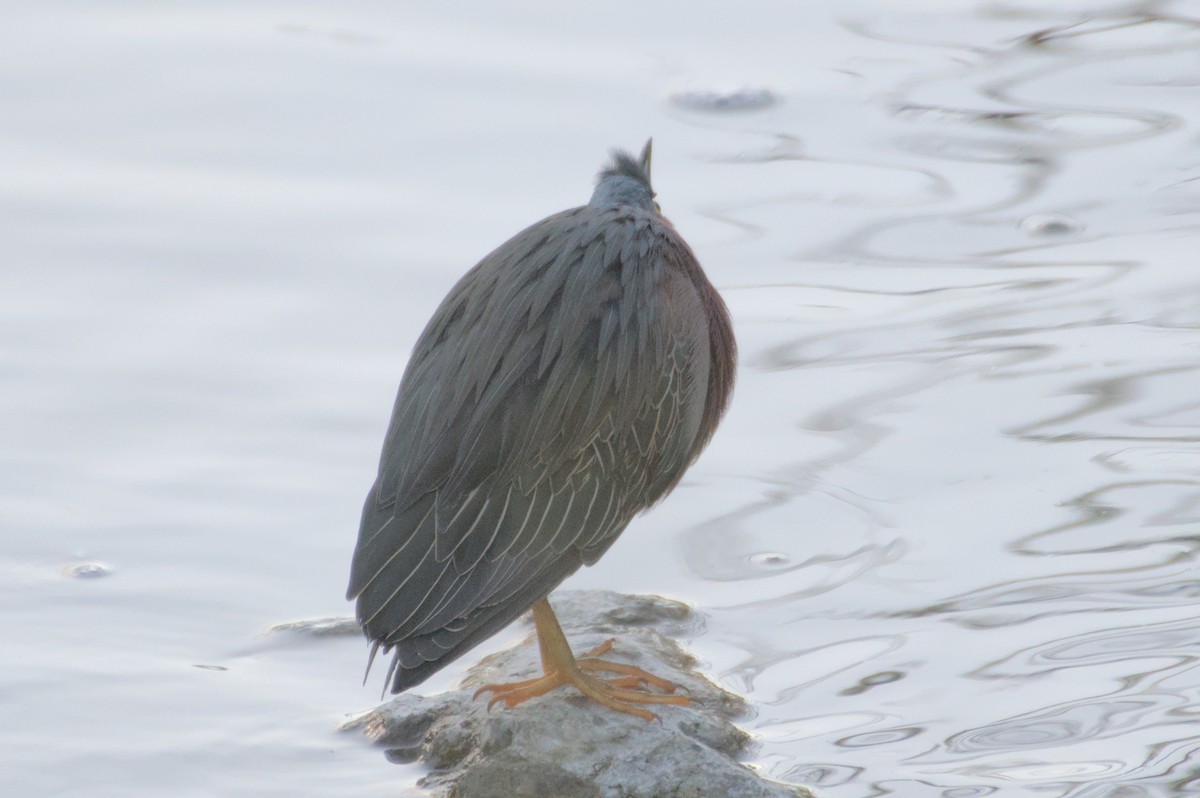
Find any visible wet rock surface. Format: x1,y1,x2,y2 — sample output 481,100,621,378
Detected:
341,591,812,798
267,616,362,637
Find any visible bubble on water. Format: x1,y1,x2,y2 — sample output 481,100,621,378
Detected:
62,562,111,579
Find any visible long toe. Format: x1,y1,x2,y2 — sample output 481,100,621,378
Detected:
481,605,692,721
569,670,691,722
576,657,683,694
474,672,569,709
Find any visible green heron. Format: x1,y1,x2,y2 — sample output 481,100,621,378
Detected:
347,141,736,720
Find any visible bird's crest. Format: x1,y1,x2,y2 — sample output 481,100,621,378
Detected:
597,139,653,188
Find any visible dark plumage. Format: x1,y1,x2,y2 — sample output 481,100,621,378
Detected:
347,140,736,695
597,148,653,183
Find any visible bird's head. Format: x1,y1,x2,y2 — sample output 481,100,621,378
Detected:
590,139,660,214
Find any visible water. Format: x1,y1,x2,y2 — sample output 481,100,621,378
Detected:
2,1,1199,795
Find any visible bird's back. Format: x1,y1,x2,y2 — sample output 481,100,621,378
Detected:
348,203,734,693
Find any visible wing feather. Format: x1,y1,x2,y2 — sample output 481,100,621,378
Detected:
347,204,732,692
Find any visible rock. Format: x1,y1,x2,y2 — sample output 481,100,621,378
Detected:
267,616,362,637
341,590,811,798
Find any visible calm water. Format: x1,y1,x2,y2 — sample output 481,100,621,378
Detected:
4,1,1200,795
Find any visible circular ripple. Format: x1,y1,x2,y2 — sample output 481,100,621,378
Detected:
748,552,791,568
670,86,778,112
1020,213,1084,236
837,726,922,747
841,670,904,695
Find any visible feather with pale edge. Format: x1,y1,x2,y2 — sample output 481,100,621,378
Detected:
347,188,734,693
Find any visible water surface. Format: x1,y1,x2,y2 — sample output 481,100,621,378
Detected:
3,1,1199,795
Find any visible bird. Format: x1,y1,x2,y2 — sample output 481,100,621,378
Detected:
347,140,736,720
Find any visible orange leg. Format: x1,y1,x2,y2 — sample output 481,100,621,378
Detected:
473,598,690,722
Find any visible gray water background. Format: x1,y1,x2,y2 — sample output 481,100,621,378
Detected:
3,1,1200,795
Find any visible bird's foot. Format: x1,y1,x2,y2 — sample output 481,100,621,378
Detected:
473,639,689,722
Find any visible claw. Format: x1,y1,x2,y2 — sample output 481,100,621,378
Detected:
468,600,690,722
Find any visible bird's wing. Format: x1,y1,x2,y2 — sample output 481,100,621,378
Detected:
347,206,715,690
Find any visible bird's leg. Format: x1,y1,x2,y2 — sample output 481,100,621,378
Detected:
472,598,690,722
